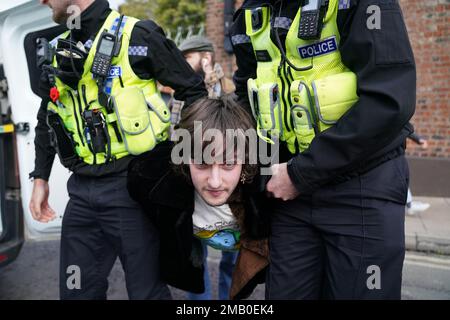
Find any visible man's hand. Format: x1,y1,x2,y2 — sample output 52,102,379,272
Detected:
419,138,428,149
266,163,300,201
201,57,212,71
202,56,217,84
29,178,56,223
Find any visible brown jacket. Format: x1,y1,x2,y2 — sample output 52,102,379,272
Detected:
228,200,269,299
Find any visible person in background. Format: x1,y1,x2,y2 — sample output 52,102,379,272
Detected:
169,36,235,131
406,133,430,215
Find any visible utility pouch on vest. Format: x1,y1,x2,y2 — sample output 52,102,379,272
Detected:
112,86,156,155
247,78,259,120
312,71,358,131
46,109,78,167
290,81,316,151
145,92,171,143
257,82,283,138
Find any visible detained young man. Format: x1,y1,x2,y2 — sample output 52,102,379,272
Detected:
127,95,271,299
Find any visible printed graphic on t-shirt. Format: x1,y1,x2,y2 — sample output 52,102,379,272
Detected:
192,192,240,251
195,229,240,251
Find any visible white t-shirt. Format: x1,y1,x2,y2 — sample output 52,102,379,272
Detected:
192,192,240,251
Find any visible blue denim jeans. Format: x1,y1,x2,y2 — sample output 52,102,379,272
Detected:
188,242,238,300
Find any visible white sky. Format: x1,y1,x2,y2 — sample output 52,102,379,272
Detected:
107,0,126,10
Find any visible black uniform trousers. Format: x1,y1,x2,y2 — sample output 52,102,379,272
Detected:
60,172,171,300
266,155,409,299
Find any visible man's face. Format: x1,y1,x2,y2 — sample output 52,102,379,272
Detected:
189,160,242,207
40,0,73,25
184,51,203,74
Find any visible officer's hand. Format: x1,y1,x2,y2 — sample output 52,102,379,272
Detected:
266,163,299,201
29,178,56,223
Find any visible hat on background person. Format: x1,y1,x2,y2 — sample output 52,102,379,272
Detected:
179,35,214,53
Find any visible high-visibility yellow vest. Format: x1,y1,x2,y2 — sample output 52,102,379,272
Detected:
48,11,170,165
245,0,358,154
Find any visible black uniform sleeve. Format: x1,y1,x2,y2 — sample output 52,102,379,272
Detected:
230,8,257,113
129,20,207,107
29,97,56,181
287,0,416,193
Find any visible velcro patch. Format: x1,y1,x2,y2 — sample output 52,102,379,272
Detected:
255,50,272,62
298,36,338,59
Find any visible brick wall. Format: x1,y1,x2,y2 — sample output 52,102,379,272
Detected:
400,0,450,158
205,0,241,77
206,0,450,159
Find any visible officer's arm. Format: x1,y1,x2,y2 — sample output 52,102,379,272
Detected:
230,8,257,112
287,0,416,194
129,21,207,107
29,98,56,181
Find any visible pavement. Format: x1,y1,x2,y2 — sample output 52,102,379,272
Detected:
1,239,449,299
0,198,448,300
405,197,450,255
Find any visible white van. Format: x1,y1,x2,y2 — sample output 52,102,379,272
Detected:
0,0,72,268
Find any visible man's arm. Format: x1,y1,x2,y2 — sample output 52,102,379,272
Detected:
29,98,55,181
286,0,416,194
29,98,56,222
129,21,207,107
229,8,257,112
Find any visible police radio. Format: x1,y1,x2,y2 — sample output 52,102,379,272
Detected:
91,31,117,78
298,0,328,40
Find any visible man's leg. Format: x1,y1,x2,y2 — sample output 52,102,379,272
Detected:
60,174,117,300
98,174,171,300
188,242,212,300
218,250,238,300
315,156,408,299
266,198,325,300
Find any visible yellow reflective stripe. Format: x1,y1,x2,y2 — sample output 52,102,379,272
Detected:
106,113,117,123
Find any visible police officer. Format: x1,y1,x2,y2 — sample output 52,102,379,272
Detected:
230,0,416,299
30,0,206,299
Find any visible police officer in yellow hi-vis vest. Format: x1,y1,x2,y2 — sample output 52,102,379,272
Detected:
231,0,416,299
29,0,207,299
